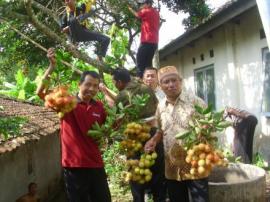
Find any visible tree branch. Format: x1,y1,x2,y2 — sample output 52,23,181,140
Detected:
0,17,82,75
31,0,59,23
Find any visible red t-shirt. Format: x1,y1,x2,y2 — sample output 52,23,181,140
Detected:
60,99,106,168
137,6,159,44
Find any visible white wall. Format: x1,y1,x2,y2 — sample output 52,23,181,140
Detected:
160,7,270,163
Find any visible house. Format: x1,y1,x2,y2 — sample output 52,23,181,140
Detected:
0,96,62,202
159,0,270,163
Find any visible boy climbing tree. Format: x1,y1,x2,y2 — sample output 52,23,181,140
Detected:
61,0,110,59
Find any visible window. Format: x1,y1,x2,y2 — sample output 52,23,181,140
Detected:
194,65,216,109
260,29,266,39
210,49,214,58
200,54,204,61
192,57,196,64
262,47,270,114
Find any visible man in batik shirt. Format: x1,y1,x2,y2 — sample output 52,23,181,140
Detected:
144,66,209,202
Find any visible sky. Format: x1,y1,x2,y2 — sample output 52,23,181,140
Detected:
159,0,231,48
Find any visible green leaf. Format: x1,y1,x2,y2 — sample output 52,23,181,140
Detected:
195,127,201,134
213,110,224,122
189,120,195,127
175,131,191,139
202,103,213,114
194,104,204,114
217,121,232,128
118,102,124,110
18,89,26,100
15,69,25,88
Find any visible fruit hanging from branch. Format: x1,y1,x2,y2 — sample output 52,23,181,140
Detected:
123,151,158,184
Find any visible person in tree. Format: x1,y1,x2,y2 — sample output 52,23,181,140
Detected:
128,0,160,78
16,182,40,202
61,0,110,58
36,48,111,202
144,66,209,202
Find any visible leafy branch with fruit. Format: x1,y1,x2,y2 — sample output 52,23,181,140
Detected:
87,94,150,143
88,93,158,184
176,104,232,179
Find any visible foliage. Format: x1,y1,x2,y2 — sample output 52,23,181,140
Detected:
0,109,28,140
0,18,56,80
88,93,150,142
253,152,267,168
103,142,132,201
105,24,129,68
161,0,211,28
0,0,213,79
0,69,43,102
176,104,231,149
223,148,242,163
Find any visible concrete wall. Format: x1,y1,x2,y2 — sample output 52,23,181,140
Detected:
160,7,270,163
0,132,62,202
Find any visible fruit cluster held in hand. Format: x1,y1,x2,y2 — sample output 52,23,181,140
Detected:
120,122,151,157
124,152,158,184
120,122,157,184
44,86,77,118
184,143,228,179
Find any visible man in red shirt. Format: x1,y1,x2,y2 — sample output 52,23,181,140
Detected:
128,0,160,78
36,48,111,202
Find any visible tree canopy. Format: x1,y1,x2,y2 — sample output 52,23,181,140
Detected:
0,0,211,79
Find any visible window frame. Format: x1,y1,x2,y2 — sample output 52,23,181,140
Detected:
194,64,216,109
261,47,270,117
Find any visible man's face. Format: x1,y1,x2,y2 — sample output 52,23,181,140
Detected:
29,184,37,195
143,69,158,90
64,0,75,7
79,75,99,101
113,79,125,91
160,74,182,98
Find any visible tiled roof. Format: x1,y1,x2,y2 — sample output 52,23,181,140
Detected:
0,96,59,154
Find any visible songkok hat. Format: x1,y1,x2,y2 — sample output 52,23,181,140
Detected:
158,66,179,83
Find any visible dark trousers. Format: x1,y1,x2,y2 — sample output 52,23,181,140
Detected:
69,18,110,57
167,178,209,202
130,127,167,202
136,42,158,78
234,115,258,163
63,167,111,202
130,179,167,202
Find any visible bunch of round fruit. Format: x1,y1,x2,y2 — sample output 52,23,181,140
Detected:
124,122,151,142
120,122,151,157
185,143,228,179
124,152,158,184
120,139,143,157
44,86,77,118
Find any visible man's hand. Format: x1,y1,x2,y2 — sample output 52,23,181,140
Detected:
127,5,139,18
62,26,70,34
144,138,157,153
99,83,107,93
47,48,56,66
